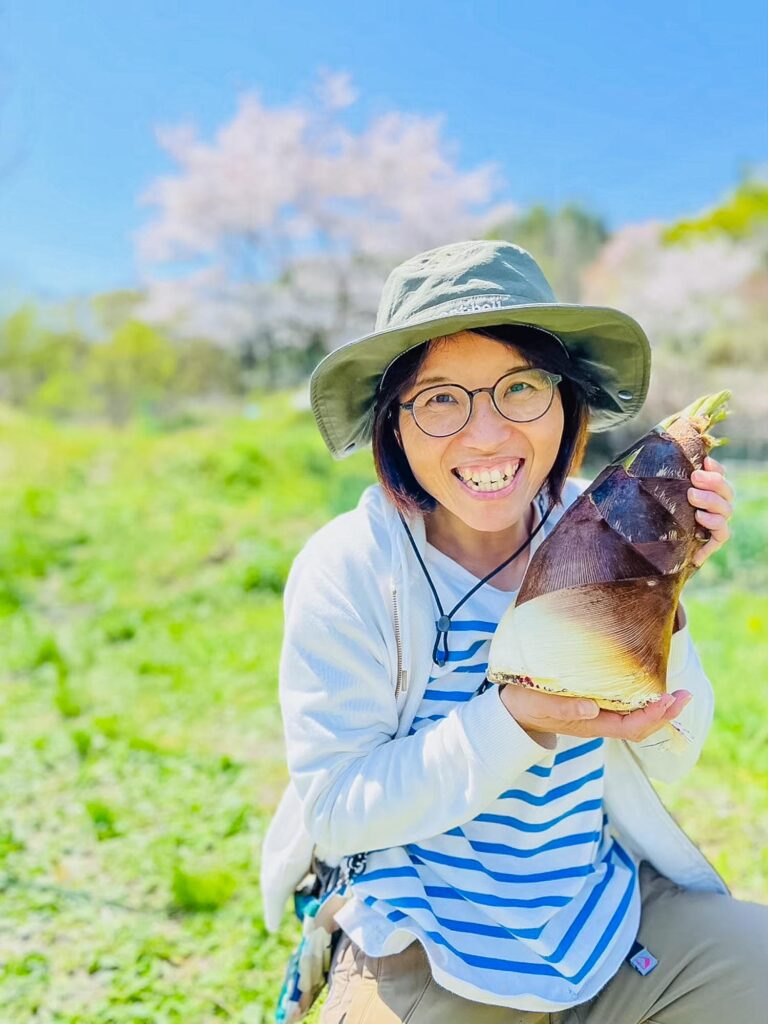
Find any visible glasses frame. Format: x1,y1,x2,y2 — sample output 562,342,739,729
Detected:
398,367,563,438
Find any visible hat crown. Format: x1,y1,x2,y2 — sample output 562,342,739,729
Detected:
375,239,557,333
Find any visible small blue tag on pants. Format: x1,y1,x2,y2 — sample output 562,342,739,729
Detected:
626,940,659,976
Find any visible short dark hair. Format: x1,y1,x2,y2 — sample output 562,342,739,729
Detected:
372,324,597,517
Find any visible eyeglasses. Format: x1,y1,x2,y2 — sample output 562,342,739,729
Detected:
399,368,562,438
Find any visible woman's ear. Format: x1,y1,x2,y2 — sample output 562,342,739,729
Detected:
388,406,404,449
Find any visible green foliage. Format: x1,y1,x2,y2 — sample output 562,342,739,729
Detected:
0,824,25,860
90,289,146,334
88,321,179,423
0,306,92,411
174,336,244,398
0,398,762,1019
54,680,83,718
85,799,122,841
698,320,768,369
197,439,271,494
171,859,238,911
0,309,244,423
30,634,68,675
71,728,93,759
663,178,768,243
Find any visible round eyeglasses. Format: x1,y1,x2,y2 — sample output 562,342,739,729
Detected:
399,368,563,438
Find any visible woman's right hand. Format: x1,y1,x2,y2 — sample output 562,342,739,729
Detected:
498,682,692,746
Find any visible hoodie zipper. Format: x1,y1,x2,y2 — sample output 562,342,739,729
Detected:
392,585,408,698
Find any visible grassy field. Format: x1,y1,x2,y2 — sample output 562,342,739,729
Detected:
0,395,765,1022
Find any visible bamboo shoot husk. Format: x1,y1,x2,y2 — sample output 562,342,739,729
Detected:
486,392,730,717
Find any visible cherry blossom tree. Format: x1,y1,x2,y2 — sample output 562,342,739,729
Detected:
136,71,514,362
581,203,768,459
581,220,764,355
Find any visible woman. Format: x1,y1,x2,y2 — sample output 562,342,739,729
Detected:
265,240,765,1023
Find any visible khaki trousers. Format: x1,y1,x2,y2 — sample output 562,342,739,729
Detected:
320,862,768,1024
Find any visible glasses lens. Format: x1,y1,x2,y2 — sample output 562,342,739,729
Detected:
412,385,470,436
494,369,555,422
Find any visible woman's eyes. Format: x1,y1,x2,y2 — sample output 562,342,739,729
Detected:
418,378,539,405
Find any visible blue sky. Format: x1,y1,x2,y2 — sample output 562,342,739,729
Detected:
1,0,766,301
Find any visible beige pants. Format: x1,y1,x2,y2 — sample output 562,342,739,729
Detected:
320,862,768,1024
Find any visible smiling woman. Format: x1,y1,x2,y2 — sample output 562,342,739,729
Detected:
264,240,764,1024
371,325,596,588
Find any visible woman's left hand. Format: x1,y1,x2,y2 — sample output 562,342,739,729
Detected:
687,455,734,567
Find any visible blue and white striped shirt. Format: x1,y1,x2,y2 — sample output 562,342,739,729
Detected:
338,541,640,1011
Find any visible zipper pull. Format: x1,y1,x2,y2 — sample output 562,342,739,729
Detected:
398,668,409,696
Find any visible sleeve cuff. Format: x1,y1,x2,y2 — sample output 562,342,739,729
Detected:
459,684,553,775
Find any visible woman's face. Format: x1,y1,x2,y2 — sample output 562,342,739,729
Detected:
397,331,565,535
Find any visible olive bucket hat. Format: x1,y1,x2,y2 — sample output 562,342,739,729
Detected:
309,239,651,458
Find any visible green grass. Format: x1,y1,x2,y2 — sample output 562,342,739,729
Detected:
0,398,765,1021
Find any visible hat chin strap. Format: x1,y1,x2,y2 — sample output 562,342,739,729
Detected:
397,495,554,667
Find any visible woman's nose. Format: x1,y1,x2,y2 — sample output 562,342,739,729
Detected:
462,391,512,442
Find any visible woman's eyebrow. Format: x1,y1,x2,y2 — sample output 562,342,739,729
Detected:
414,366,529,387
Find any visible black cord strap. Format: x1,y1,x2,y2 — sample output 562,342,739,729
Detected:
397,496,555,667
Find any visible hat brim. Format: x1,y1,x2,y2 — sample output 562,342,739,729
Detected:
310,303,651,459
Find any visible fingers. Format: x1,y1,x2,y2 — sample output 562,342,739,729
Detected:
692,508,730,541
595,699,673,738
664,689,693,718
556,692,692,742
564,697,600,720
690,506,731,566
500,686,605,738
707,454,737,503
505,687,600,723
691,461,734,504
597,691,692,741
704,454,728,478
692,538,720,567
687,487,731,518
500,685,693,743
688,457,734,568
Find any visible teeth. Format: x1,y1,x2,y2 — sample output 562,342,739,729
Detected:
455,461,522,492
456,460,521,486
467,477,509,492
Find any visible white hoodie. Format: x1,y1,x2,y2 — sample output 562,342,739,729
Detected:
261,479,727,933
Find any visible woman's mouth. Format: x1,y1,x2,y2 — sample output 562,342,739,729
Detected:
451,459,524,498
